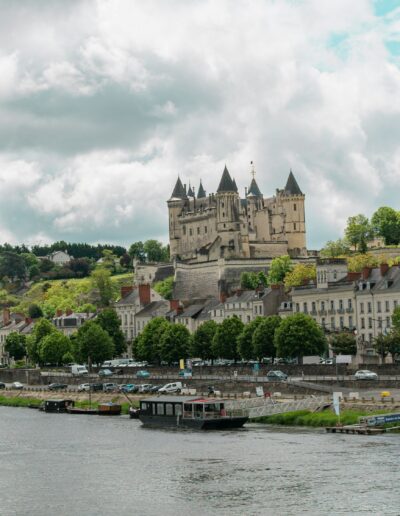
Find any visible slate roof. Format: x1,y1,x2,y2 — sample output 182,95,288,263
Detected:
170,177,187,199
217,166,236,193
197,181,206,198
247,178,262,197
284,170,303,195
187,184,194,197
135,300,170,318
115,289,139,305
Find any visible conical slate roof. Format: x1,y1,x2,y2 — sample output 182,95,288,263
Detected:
232,178,238,193
170,177,186,199
284,170,302,195
217,165,236,193
247,178,262,197
197,181,206,198
187,184,194,197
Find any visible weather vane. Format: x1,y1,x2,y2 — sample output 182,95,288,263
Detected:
250,161,255,179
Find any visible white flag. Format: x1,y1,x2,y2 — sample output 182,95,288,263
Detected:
332,392,341,416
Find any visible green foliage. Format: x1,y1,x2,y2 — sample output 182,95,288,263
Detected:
27,318,57,365
75,321,115,364
267,255,292,284
91,268,113,306
153,276,174,300
96,308,126,356
240,271,268,289
274,313,326,361
28,303,43,319
39,332,72,366
254,409,375,427
320,239,350,258
347,253,379,272
252,316,281,360
392,306,400,331
371,206,400,246
0,252,26,281
135,317,170,363
160,323,190,364
190,320,218,360
5,332,27,360
284,264,316,287
330,333,357,355
212,316,244,361
20,253,39,268
31,241,126,260
143,240,169,263
345,214,374,253
384,330,400,361
237,317,264,360
129,241,146,262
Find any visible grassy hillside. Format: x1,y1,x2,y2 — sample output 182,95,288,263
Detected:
11,273,133,317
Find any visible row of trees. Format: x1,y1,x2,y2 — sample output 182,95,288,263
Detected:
134,313,327,365
129,240,170,263
5,309,125,366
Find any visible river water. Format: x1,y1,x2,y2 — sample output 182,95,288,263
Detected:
0,407,399,516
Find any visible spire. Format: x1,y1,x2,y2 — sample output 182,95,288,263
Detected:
284,169,303,195
217,165,236,193
187,182,194,197
197,180,206,198
232,178,238,193
170,177,186,199
247,178,262,197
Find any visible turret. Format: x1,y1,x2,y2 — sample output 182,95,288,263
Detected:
280,170,306,255
168,177,187,258
216,166,240,232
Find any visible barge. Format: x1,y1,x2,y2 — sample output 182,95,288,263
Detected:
139,396,248,430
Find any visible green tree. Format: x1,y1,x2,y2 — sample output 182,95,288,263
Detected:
373,333,390,364
190,320,218,360
212,316,244,361
5,332,27,361
96,308,126,356
330,333,357,355
28,303,43,319
160,323,190,364
0,252,26,281
371,206,400,246
29,265,41,280
347,253,379,272
144,240,169,262
267,255,292,284
135,317,170,363
320,239,350,258
75,321,115,365
20,252,39,269
39,332,72,366
385,330,400,362
91,267,113,306
237,317,264,360
392,306,400,331
252,316,281,361
153,276,174,300
284,264,316,287
345,214,374,253
26,318,57,365
129,241,146,263
274,313,326,364
240,271,268,289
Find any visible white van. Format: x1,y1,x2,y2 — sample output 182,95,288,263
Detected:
71,364,89,376
158,382,183,394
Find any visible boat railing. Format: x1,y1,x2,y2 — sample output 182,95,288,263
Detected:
182,409,247,419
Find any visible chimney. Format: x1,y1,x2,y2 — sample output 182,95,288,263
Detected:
347,272,362,282
138,284,151,306
170,299,180,312
219,291,228,303
270,283,281,290
176,305,184,315
121,285,134,299
362,267,371,280
3,308,10,326
380,263,389,276
56,309,63,317
66,308,73,316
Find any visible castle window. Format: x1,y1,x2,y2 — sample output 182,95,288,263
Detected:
222,212,225,217
294,223,296,230
183,226,186,235
221,202,224,208
294,204,297,211
189,228,193,236
197,227,200,235
205,226,207,234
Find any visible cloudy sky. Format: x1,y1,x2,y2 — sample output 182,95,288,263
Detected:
0,0,399,250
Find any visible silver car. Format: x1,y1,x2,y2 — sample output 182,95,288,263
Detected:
354,370,378,380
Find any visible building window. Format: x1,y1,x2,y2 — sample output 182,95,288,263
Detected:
303,302,308,313
321,317,325,327
197,227,200,235
124,314,128,325
377,301,381,313
321,301,325,311
294,203,297,211
348,299,352,309
189,228,193,236
368,333,373,342
378,317,382,329
222,212,225,217
247,315,251,322
367,302,372,313
183,226,186,235
368,317,372,329
386,316,391,327
349,316,353,328
296,303,300,312
361,318,365,329
360,302,364,314
294,223,297,230
311,302,316,312
386,300,390,312
339,300,343,310
340,316,344,329
330,300,334,310
394,300,398,309
205,226,207,234
330,317,335,329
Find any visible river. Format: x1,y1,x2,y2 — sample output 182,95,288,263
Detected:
0,406,399,516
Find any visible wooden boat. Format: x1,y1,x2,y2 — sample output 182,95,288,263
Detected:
67,406,98,415
138,396,248,430
41,399,75,413
129,406,141,419
97,402,121,416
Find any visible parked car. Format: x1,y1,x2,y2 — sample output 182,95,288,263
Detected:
103,382,119,392
0,382,5,389
48,383,68,391
120,384,138,393
136,370,150,378
11,382,24,390
354,370,378,380
158,382,183,394
266,370,288,381
150,384,163,393
99,368,113,377
90,383,104,392
78,383,91,392
138,383,153,393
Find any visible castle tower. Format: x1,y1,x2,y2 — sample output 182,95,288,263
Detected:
216,166,240,232
168,177,187,258
246,162,263,231
280,170,306,255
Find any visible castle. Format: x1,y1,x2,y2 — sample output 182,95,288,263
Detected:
168,165,307,263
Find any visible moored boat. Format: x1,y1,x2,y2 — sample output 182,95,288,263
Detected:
129,406,141,419
138,396,248,430
97,402,121,416
41,399,75,413
67,406,98,415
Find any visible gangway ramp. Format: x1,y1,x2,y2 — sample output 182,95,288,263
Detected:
225,396,331,419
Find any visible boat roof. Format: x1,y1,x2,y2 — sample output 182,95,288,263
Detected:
142,396,225,404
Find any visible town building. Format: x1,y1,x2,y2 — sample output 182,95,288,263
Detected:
52,310,96,336
135,300,170,336
0,310,34,365
45,250,73,266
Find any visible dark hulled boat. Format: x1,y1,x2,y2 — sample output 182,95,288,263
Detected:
138,396,248,430
41,399,75,413
67,406,98,415
97,402,121,416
